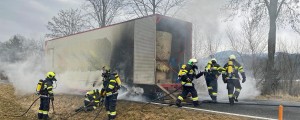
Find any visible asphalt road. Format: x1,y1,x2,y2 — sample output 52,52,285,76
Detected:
179,99,300,120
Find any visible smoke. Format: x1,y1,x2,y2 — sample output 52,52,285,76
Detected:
176,0,227,34
194,76,260,101
2,55,45,95
194,59,261,101
118,85,147,102
54,70,102,95
172,0,262,101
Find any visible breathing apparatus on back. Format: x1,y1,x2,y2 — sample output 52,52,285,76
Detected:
227,55,236,78
36,71,57,94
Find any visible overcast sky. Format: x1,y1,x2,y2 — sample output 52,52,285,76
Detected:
0,0,298,47
0,0,82,42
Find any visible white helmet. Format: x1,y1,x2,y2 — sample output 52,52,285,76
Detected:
188,58,197,65
211,58,217,63
229,55,236,60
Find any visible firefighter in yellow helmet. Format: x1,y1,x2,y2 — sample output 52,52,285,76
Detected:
100,66,121,120
176,58,203,107
222,55,246,105
35,71,57,119
204,58,223,103
75,89,102,112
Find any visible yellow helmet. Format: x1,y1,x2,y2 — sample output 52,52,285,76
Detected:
102,66,111,73
181,64,187,69
46,72,55,78
229,55,236,60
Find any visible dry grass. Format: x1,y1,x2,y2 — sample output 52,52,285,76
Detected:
256,94,300,102
0,83,250,120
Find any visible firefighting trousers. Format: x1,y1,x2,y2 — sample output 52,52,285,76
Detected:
105,93,118,118
177,86,198,102
38,96,50,119
227,79,242,99
205,77,218,101
84,99,97,111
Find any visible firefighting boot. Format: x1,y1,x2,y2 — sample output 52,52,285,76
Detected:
111,115,116,120
175,99,182,107
108,115,114,120
211,96,217,103
38,113,43,119
234,96,239,102
234,91,240,102
229,98,234,105
193,101,199,107
42,114,49,120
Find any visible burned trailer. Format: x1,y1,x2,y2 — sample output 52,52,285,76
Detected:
45,14,192,98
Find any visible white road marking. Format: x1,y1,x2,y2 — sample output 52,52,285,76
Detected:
150,102,277,120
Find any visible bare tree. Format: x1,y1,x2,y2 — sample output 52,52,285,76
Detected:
84,0,125,27
192,23,205,58
203,34,221,58
225,0,300,94
276,39,300,95
241,17,268,82
226,17,268,88
128,0,186,17
225,27,246,61
0,35,44,63
46,9,90,38
241,17,267,56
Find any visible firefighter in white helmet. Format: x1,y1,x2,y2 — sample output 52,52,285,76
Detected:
176,58,203,107
222,55,246,105
100,66,121,120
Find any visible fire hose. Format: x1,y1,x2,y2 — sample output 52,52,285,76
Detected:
5,97,40,117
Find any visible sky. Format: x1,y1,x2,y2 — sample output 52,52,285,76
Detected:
177,0,300,54
0,0,299,46
0,0,82,41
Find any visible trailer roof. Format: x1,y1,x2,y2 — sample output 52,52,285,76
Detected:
46,14,192,42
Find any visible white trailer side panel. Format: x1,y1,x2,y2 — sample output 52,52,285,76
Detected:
133,16,156,84
45,21,135,90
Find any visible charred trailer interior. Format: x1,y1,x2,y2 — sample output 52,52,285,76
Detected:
45,14,192,99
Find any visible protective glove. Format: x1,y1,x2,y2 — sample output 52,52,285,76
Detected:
241,72,246,83
222,74,227,83
100,91,106,97
92,81,97,87
193,65,198,70
242,78,246,83
116,85,121,90
196,71,204,78
50,96,54,101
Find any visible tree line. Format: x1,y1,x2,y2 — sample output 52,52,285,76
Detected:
46,0,186,38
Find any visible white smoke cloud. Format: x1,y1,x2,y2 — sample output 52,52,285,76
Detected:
194,71,260,101
2,55,45,95
54,70,102,95
118,85,147,102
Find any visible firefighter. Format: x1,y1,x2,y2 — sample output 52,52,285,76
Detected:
204,58,222,103
101,67,121,120
75,89,102,112
35,72,57,120
176,58,203,107
222,55,246,105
